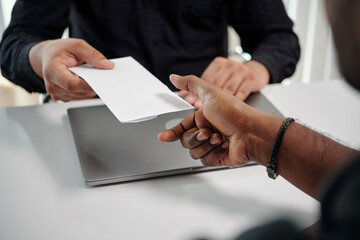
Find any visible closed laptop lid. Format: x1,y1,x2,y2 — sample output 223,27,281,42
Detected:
67,92,283,185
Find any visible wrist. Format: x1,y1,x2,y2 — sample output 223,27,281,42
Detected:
245,110,284,166
244,60,270,87
29,40,52,79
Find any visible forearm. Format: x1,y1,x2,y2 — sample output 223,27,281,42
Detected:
0,37,46,93
161,74,358,198
0,0,70,92
0,32,52,93
276,122,357,198
247,113,358,199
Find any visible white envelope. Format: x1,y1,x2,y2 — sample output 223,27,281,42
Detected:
70,57,193,123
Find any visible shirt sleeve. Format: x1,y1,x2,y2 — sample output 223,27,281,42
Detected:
232,157,360,240
227,0,300,83
234,220,310,240
0,0,71,93
319,154,360,240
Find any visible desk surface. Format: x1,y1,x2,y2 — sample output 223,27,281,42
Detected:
1,80,359,240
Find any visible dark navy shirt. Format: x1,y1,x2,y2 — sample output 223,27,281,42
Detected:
0,0,300,93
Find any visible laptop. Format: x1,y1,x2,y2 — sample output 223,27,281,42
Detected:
67,92,283,185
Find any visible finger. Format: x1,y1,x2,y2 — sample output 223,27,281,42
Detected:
200,143,229,167
201,57,226,81
70,39,114,69
169,74,216,104
194,107,213,129
158,112,195,142
188,133,223,159
50,64,95,93
46,83,96,101
178,90,189,98
184,94,198,105
194,99,202,109
49,93,73,102
207,61,235,87
50,92,97,102
180,128,213,149
235,78,254,101
223,74,244,95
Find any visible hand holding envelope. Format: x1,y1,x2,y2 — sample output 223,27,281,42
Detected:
70,57,193,123
29,39,115,101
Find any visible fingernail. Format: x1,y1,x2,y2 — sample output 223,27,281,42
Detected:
101,59,113,66
197,132,207,141
195,100,202,109
170,74,181,81
210,135,220,145
186,95,195,103
178,91,189,98
221,141,229,149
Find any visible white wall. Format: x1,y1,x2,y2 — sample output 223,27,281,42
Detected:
281,0,341,83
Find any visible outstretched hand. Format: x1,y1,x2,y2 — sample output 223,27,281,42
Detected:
179,58,270,109
29,38,114,101
158,74,259,167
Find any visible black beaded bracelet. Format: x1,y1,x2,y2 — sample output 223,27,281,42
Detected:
267,117,294,179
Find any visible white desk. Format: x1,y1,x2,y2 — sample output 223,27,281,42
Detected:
1,80,359,240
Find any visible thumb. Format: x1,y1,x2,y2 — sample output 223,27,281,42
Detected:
71,40,114,69
170,74,245,137
158,112,196,142
169,74,214,104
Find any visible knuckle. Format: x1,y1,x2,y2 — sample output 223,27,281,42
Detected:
89,48,102,60
87,91,97,98
214,56,225,64
188,75,198,80
237,62,246,70
45,84,56,95
181,137,194,149
73,93,89,100
225,83,235,92
74,39,87,49
200,158,214,167
226,60,237,69
63,80,75,92
50,94,60,101
189,139,198,149
189,150,200,160
43,69,52,81
206,86,218,98
247,70,255,79
180,134,193,149
241,65,252,76
180,138,188,148
236,89,248,99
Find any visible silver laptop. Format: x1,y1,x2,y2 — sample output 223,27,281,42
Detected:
67,92,283,185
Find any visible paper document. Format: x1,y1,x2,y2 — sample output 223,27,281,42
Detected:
70,57,193,123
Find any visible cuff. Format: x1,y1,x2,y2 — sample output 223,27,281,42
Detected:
251,53,282,84
15,42,46,93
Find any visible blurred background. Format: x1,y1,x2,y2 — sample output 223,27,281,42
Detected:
0,0,341,108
